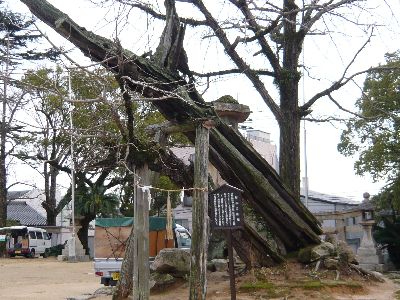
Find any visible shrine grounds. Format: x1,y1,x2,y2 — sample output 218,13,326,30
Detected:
0,256,399,300
0,256,99,300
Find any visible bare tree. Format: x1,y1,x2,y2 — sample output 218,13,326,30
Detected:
103,0,381,199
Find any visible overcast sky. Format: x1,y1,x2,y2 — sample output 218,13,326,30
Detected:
10,0,400,200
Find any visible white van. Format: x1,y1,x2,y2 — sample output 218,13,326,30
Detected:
0,226,51,258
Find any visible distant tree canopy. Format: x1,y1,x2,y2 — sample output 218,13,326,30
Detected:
374,215,400,268
0,0,59,63
0,0,59,237
338,51,400,213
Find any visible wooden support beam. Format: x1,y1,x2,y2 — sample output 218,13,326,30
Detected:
133,165,150,300
145,121,196,135
189,122,210,300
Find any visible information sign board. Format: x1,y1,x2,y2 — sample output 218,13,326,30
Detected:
209,184,243,230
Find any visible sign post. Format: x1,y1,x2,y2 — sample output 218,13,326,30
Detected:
209,184,243,300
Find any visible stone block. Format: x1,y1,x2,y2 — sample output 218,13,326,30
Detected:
211,259,228,272
359,263,378,271
375,264,388,273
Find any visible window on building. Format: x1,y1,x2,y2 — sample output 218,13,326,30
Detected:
175,219,189,230
346,217,357,226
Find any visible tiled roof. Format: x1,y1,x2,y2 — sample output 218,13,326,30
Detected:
170,147,195,166
7,201,47,226
354,200,374,211
300,189,359,205
7,190,30,200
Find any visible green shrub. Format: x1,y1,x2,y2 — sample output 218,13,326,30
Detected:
374,216,400,268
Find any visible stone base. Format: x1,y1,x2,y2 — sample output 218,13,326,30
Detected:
358,255,381,264
359,263,377,271
357,247,378,257
357,245,384,266
58,237,90,262
359,263,387,272
375,264,388,273
57,254,90,262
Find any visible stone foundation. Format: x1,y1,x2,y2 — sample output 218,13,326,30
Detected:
57,236,89,262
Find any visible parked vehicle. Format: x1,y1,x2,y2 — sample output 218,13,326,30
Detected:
0,226,51,258
94,217,191,286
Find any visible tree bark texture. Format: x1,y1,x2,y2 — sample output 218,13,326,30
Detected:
0,138,5,256
20,0,322,253
279,0,302,200
189,123,210,300
0,33,8,256
77,215,92,255
113,166,151,300
231,223,284,268
113,232,134,300
43,162,59,226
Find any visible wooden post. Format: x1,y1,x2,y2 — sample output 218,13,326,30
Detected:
189,122,211,300
226,230,236,300
133,164,150,300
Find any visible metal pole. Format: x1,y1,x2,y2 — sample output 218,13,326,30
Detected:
68,69,76,261
0,33,9,243
303,122,309,208
301,28,309,208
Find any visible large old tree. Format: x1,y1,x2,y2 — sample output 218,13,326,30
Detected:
19,0,326,297
21,0,322,251
93,0,375,200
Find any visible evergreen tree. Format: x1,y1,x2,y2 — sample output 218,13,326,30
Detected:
0,1,58,255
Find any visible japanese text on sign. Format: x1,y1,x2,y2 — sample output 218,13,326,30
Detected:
209,185,243,229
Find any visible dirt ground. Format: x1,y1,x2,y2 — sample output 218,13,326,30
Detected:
0,256,101,300
0,257,399,300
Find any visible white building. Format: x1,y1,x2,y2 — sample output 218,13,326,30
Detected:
246,129,278,171
7,189,72,246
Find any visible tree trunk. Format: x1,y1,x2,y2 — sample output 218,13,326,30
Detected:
231,223,284,269
278,110,301,200
77,216,91,255
0,112,6,230
113,166,150,300
279,0,302,200
19,0,322,253
0,34,8,256
44,163,59,226
189,123,210,300
113,232,135,300
0,145,6,256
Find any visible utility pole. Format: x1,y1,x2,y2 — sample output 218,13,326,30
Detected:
68,69,76,261
0,33,10,237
